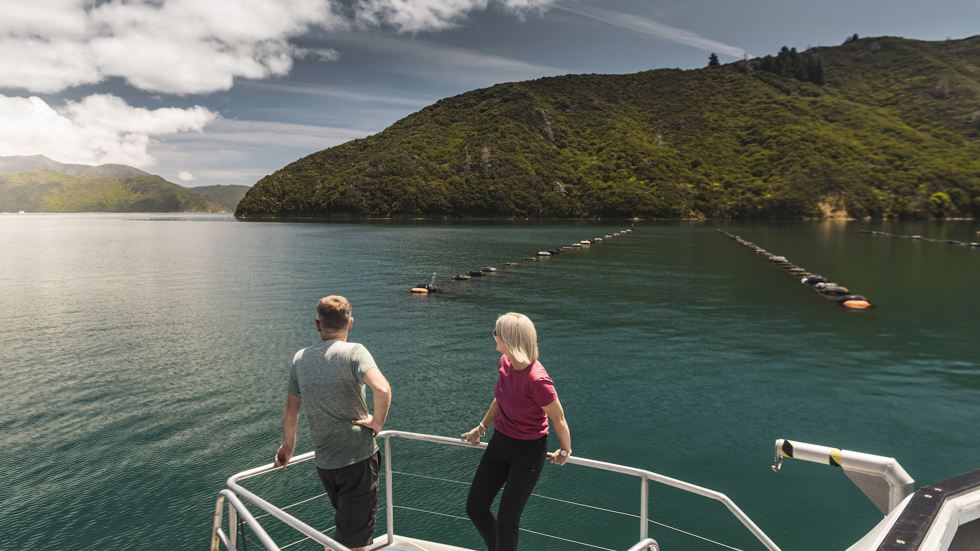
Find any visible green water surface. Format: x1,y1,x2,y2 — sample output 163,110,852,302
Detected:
1,214,977,551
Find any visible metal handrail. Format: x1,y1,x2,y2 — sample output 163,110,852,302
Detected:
225,451,353,551
211,489,284,551
626,538,661,551
217,430,780,551
379,431,780,551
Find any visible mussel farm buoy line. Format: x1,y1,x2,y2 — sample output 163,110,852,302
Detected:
859,229,980,248
408,227,637,294
717,229,873,309
410,273,441,294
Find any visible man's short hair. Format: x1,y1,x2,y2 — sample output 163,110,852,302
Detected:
317,296,352,332
495,312,538,366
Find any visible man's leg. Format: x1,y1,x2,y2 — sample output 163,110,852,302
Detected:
318,453,380,551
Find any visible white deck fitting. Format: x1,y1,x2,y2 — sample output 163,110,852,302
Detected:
369,534,475,551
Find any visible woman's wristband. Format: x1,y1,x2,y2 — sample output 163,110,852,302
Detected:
478,422,488,436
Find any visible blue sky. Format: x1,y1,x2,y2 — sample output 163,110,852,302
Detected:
1,0,978,187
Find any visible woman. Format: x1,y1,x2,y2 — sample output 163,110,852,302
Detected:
462,313,572,551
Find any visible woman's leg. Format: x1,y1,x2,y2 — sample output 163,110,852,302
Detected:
466,439,510,551
493,435,548,551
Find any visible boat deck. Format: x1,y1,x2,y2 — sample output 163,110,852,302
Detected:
369,535,474,551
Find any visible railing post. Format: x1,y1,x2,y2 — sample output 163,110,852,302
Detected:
229,500,238,548
211,495,225,551
385,435,394,545
640,476,649,542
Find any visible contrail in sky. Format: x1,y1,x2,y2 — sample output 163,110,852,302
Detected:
555,3,748,59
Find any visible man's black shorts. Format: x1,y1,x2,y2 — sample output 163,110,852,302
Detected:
317,452,380,548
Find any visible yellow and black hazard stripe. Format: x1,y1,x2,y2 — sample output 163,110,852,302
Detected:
829,448,842,467
780,439,794,459
780,440,843,468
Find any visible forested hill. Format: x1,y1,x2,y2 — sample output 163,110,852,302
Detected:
236,35,980,220
0,170,226,213
0,155,249,213
186,184,251,211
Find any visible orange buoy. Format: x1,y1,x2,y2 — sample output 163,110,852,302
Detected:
410,288,429,294
843,300,871,309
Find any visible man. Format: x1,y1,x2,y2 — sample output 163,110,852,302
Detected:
275,295,392,551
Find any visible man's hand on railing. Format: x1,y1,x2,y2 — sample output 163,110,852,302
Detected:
275,443,294,468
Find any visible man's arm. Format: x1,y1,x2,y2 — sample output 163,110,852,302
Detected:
351,368,391,436
275,393,302,468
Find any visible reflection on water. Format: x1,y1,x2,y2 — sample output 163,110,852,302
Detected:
0,214,977,551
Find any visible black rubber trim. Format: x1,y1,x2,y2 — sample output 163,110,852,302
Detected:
829,451,842,468
781,440,794,458
876,468,980,551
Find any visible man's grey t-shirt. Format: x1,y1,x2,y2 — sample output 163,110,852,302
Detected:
288,340,379,470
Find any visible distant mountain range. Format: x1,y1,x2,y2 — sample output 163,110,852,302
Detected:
0,155,150,180
236,35,980,219
187,184,252,211
0,155,250,213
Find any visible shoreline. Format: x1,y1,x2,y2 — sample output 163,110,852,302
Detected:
232,214,978,222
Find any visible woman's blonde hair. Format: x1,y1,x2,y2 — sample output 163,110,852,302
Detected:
496,313,538,366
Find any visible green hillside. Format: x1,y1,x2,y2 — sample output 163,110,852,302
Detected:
0,155,149,180
0,170,225,213
187,185,251,211
237,35,980,220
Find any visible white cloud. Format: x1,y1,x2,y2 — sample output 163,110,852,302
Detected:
0,94,217,168
0,38,104,94
327,33,568,87
356,0,554,31
353,0,556,33
184,169,263,182
147,119,378,186
353,0,478,33
556,3,747,58
174,119,372,150
177,170,196,181
244,81,435,107
0,0,555,95
0,0,89,37
0,0,342,94
294,47,342,62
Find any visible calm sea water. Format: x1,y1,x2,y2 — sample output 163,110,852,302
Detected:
1,214,978,551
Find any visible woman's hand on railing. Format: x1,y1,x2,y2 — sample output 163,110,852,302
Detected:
549,449,569,466
461,426,483,445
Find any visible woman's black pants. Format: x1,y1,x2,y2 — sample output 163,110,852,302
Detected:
466,430,548,551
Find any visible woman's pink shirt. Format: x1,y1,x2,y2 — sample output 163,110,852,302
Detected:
493,355,558,439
